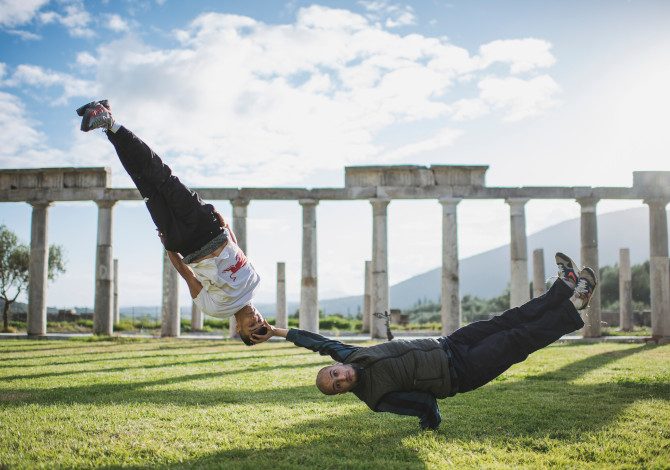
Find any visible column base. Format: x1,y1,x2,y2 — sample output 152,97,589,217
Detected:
26,334,48,340
644,335,670,345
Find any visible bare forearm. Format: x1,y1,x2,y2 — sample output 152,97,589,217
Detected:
166,251,203,298
273,327,288,338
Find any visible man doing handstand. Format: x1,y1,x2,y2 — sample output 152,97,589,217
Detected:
257,253,597,429
77,100,272,345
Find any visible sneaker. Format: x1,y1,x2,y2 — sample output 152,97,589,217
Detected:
76,100,110,116
555,252,578,287
573,267,597,310
78,101,114,132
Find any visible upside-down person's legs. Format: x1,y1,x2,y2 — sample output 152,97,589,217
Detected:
106,127,223,256
447,279,574,347
455,298,584,392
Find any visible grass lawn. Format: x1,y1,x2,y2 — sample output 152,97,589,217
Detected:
0,339,668,469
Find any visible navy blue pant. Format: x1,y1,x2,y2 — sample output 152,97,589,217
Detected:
107,127,223,257
446,280,583,393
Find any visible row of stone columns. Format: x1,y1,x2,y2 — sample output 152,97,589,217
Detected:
23,196,670,340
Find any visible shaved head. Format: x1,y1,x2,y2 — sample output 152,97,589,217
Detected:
316,367,337,395
315,363,358,395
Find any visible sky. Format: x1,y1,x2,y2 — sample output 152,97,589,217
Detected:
0,0,669,309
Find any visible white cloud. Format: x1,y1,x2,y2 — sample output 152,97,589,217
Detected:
478,75,560,121
450,98,489,121
5,28,41,40
0,92,63,167
75,51,97,66
384,126,463,160
4,6,559,186
478,38,555,74
3,64,95,103
105,13,128,32
0,0,50,27
359,1,416,28
39,0,93,38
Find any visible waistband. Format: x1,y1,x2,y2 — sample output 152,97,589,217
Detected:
438,337,459,396
182,230,228,264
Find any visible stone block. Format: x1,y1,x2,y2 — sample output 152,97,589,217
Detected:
0,168,110,191
633,171,670,199
345,165,488,188
431,165,488,188
345,165,435,187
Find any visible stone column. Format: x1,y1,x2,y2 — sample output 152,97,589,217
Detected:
362,260,372,334
370,199,390,339
191,301,203,331
532,248,546,298
229,199,249,337
113,258,119,325
646,199,670,338
578,197,601,337
619,248,633,332
27,201,52,337
506,199,530,308
299,199,319,332
94,200,116,336
161,250,180,337
439,197,461,335
276,262,287,329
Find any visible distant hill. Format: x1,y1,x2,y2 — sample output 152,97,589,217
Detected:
310,206,664,315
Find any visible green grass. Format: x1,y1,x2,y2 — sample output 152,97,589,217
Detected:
0,339,668,469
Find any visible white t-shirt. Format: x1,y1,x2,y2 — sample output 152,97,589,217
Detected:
189,237,260,318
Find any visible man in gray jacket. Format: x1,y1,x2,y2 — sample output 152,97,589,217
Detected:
257,253,596,430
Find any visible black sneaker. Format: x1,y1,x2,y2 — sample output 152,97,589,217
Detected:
573,267,597,310
76,99,110,116
78,101,114,132
555,252,578,287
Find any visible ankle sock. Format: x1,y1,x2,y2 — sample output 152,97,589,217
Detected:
570,295,581,310
110,122,121,133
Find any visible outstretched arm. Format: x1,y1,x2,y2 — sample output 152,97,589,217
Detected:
256,324,359,362
157,231,203,299
166,250,203,299
376,392,442,431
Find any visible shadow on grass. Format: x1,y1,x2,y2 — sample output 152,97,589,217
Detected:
0,350,315,381
0,360,335,407
0,344,296,367
165,410,428,470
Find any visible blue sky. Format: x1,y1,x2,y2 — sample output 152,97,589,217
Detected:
1,0,669,308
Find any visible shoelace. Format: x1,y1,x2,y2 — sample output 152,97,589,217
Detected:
558,263,578,282
574,277,593,308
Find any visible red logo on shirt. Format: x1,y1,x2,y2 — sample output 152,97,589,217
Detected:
223,253,248,280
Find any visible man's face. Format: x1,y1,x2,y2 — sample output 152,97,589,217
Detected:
317,364,358,395
236,307,267,338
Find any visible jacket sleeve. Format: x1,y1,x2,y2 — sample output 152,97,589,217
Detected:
285,328,359,362
375,391,442,430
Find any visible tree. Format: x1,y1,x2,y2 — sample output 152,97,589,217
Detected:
0,225,65,332
599,264,620,309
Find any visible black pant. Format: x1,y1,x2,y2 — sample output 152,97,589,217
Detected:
446,280,583,393
107,127,223,257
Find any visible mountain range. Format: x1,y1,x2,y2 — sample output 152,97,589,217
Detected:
256,206,663,316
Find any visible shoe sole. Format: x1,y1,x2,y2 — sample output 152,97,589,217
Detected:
578,267,597,287
76,99,109,116
555,252,576,269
